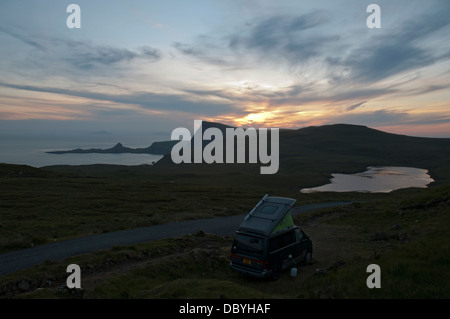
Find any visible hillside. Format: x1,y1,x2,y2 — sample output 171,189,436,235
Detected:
155,122,450,188
280,124,450,183
46,141,177,156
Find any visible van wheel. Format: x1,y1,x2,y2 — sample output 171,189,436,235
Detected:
271,264,281,281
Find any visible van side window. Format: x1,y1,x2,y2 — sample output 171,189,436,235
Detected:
295,229,303,241
269,231,295,252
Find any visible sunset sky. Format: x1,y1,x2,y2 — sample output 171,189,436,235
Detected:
0,0,449,137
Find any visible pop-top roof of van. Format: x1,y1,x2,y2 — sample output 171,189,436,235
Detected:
237,195,297,236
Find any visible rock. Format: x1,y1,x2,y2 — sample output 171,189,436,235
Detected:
55,286,85,299
370,232,387,241
314,269,327,276
368,251,381,260
391,224,400,230
328,260,345,271
17,280,31,292
69,288,85,299
317,285,335,299
397,233,408,241
195,230,205,237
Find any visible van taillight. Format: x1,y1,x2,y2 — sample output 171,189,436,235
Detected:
230,254,268,269
230,253,240,262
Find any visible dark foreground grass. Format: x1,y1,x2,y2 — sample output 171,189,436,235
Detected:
0,163,379,254
0,164,266,253
1,184,449,299
307,228,450,299
296,186,450,298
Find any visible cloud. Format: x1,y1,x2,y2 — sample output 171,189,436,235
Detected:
172,41,228,66
337,6,450,83
0,26,47,51
172,10,336,68
228,11,336,63
415,84,450,95
329,109,410,127
0,81,238,118
346,101,367,111
1,2,449,134
400,114,450,127
62,44,161,70
171,8,443,112
331,88,397,102
0,26,161,71
342,42,433,84
183,81,399,116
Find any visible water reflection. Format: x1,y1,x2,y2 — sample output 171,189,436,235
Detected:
300,166,434,193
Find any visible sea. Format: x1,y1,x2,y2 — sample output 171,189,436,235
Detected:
0,133,167,168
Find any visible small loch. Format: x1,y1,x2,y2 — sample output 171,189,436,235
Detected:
300,166,434,193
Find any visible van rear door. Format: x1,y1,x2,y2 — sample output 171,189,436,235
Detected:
230,233,267,272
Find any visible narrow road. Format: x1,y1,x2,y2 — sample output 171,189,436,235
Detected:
0,201,352,276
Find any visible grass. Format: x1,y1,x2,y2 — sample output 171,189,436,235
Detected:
295,186,450,298
0,164,270,253
299,225,450,298
0,163,380,254
1,183,449,299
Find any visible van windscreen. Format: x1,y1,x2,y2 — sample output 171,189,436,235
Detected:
235,234,263,254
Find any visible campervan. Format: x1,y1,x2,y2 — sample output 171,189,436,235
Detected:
230,195,313,280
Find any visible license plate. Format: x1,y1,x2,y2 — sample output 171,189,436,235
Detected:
243,258,251,265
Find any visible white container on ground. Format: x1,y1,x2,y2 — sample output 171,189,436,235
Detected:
290,267,298,277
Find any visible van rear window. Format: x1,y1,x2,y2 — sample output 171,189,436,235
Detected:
235,234,263,254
